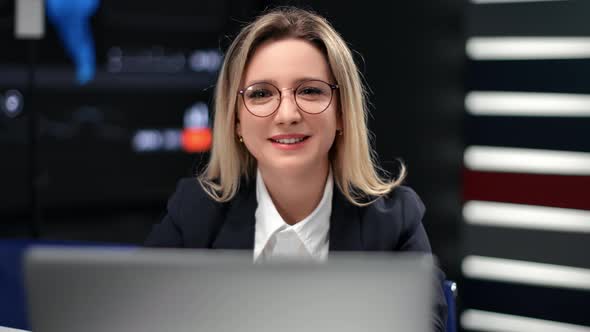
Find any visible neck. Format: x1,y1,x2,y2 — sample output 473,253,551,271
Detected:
259,161,330,225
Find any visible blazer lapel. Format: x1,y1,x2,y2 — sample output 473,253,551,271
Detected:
329,188,363,252
211,181,257,250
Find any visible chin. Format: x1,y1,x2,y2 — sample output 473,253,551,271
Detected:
266,156,330,176
261,157,317,175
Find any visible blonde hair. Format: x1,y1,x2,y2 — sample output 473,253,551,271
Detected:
199,6,406,206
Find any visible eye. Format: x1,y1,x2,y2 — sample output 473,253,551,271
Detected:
246,89,274,99
298,87,323,95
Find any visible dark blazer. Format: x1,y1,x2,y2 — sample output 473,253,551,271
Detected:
145,177,448,332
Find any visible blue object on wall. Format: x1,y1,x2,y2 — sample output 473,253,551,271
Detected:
46,0,100,84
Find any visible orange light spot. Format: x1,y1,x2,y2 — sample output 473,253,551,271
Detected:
182,128,212,152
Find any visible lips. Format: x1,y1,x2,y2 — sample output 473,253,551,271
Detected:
269,134,310,144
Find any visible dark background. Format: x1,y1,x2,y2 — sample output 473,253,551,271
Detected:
0,0,465,275
2,1,589,331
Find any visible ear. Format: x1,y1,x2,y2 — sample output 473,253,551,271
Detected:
235,117,242,137
336,110,343,132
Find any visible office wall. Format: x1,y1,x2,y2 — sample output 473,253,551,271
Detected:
461,1,590,331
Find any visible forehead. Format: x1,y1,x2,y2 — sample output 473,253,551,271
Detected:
243,38,333,86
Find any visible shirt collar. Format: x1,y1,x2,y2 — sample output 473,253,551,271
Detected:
254,167,333,261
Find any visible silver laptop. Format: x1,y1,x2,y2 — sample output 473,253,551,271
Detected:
25,247,435,332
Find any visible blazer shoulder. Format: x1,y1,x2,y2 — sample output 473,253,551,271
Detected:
169,177,229,223
360,185,429,251
144,177,228,247
174,177,219,203
370,185,426,219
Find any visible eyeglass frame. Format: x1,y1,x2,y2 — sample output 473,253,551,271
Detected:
237,79,339,118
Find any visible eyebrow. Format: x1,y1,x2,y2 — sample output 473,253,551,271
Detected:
245,76,329,87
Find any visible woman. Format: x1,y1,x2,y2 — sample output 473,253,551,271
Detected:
145,6,447,331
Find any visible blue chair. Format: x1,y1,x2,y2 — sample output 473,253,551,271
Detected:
443,280,458,332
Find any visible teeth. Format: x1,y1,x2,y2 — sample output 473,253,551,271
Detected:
273,137,305,144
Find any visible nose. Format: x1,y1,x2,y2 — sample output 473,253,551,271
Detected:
274,88,302,124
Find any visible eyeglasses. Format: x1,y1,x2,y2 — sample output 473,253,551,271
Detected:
238,79,339,117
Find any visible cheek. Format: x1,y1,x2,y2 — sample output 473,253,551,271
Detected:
315,115,338,149
320,110,339,132
323,130,337,149
240,117,265,139
238,108,255,135
238,111,269,159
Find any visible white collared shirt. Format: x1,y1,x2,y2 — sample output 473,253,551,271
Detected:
253,168,332,263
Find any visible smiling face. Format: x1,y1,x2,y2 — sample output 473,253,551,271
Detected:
236,37,341,177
